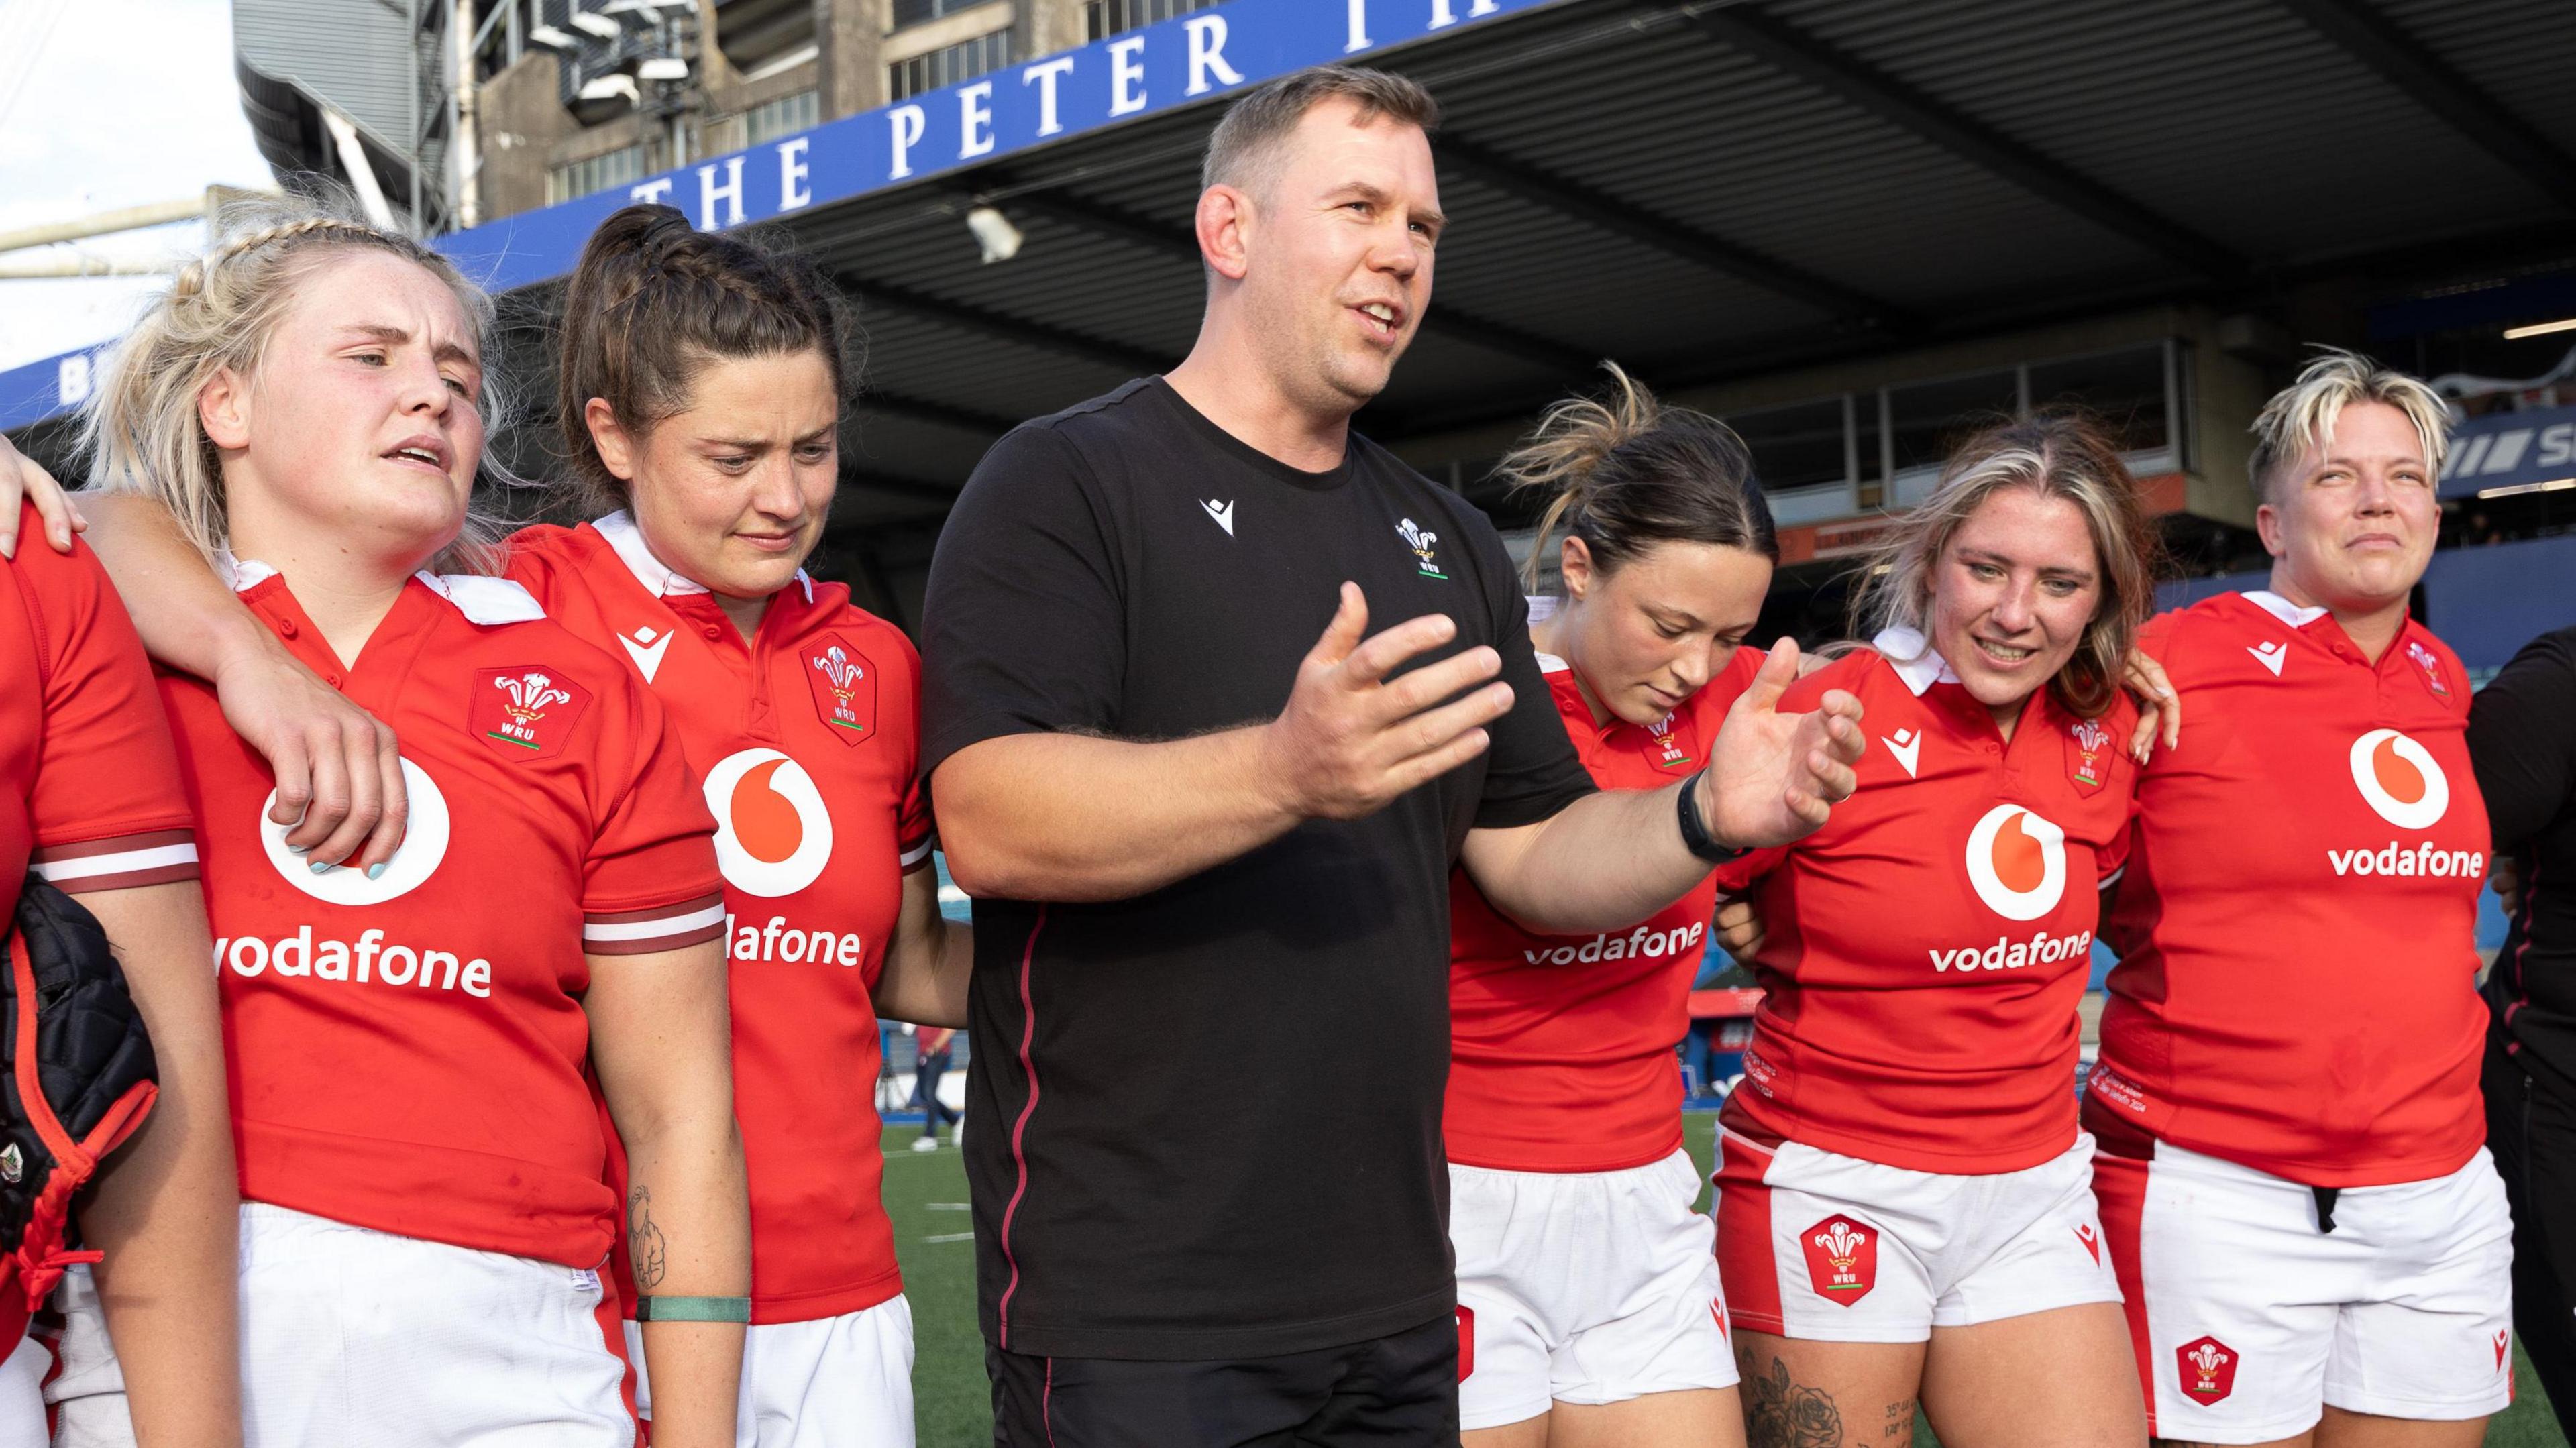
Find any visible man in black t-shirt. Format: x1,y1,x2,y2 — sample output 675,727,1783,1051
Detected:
2475,624,2576,1438
922,66,1864,1445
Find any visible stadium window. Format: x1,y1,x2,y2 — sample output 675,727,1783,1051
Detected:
547,142,648,205
888,29,1013,101
745,89,819,145
1730,397,1854,495
1885,368,2021,476
890,0,996,28
2028,345,2174,457
1085,0,1224,42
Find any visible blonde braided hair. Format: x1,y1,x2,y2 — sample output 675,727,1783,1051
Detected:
79,194,514,575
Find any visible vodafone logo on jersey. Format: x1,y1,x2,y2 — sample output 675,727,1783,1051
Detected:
2328,728,2482,880
2348,728,2448,830
259,758,451,904
1928,805,2090,972
704,748,834,897
1965,805,2068,922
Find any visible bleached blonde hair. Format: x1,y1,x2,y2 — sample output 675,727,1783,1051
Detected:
77,194,513,575
2247,347,2451,504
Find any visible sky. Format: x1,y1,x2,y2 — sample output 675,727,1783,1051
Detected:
0,0,273,371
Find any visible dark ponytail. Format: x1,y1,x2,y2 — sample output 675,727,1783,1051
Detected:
1501,363,1776,594
556,203,857,514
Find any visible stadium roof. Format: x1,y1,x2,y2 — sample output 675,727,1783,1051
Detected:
9,0,2574,553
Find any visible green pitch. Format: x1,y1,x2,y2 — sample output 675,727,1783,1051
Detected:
883,1115,2567,1447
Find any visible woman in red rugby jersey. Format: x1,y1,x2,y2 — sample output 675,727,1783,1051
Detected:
0,513,239,1446
1446,368,1771,1448
68,200,751,1447
2086,351,2510,1448
9,203,969,1447
1709,413,2160,1448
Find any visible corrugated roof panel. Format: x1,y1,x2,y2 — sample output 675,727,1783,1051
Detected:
1772,0,2548,262
663,0,2571,504
2378,0,2576,153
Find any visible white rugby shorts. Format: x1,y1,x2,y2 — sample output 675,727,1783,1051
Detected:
0,1331,43,1448
1450,1147,1736,1431
1715,1129,2119,1341
627,1294,916,1447
2092,1141,2514,1443
46,1203,635,1447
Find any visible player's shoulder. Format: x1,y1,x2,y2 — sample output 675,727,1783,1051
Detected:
1780,644,1893,712
790,584,920,669
2142,591,2279,683
423,573,650,700
1,500,111,609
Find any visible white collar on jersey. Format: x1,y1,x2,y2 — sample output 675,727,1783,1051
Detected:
592,509,813,604
212,546,546,627
1873,626,1959,698
2241,589,2329,630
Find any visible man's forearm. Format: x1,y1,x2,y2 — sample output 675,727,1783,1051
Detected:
79,493,265,681
1467,783,1708,936
933,727,1302,903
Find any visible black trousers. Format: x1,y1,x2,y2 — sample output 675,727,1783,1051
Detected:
987,1314,1460,1447
2485,1034,2576,1440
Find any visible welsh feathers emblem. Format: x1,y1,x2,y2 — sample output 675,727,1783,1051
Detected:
2175,1335,2238,1404
1643,712,1695,773
2065,716,2113,796
1397,518,1447,580
2406,640,2451,698
803,633,879,746
1799,1214,1878,1304
470,666,592,761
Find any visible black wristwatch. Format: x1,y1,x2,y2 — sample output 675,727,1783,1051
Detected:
1676,767,1752,864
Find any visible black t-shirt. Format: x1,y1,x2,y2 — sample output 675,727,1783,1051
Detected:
2475,626,2576,1097
920,378,1595,1361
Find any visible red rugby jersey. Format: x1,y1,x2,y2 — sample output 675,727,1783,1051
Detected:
508,514,932,1323
162,559,722,1268
1,504,201,1347
1446,643,1760,1173
1714,630,2137,1174
2089,591,2489,1188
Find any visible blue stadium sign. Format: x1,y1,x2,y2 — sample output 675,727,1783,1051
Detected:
2443,403,2576,500
1,0,1560,432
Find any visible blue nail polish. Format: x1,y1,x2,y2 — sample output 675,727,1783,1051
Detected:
310,861,332,875
288,843,309,854
366,862,387,881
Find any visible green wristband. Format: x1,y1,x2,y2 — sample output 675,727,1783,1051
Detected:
634,1294,752,1323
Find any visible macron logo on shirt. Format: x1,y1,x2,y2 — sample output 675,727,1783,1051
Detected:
620,625,673,683
1201,499,1235,536
1882,728,1921,778
2247,640,2286,677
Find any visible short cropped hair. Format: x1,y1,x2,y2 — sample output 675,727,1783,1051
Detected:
1200,65,1440,197
2247,348,2451,504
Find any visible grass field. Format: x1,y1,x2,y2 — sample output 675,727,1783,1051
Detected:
880,1112,2567,1447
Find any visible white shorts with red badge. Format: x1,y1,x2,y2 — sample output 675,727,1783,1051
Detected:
628,1295,916,1447
2092,1141,2513,1443
1715,1130,2119,1341
1450,1148,1736,1430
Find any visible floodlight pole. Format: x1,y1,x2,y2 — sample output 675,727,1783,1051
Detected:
455,0,481,229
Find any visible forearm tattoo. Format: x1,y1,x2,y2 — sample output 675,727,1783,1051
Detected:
627,1185,667,1290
